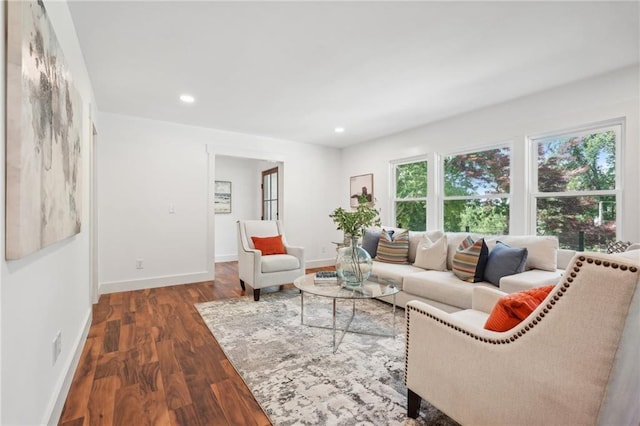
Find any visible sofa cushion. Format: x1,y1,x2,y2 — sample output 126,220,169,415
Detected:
483,242,528,286
251,235,286,255
498,269,563,293
484,285,555,332
452,237,489,283
403,271,496,310
261,254,300,273
450,309,490,329
498,235,558,272
371,261,425,291
413,235,448,271
376,230,409,264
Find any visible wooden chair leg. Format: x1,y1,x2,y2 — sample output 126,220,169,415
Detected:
253,289,261,301
239,279,246,291
407,388,421,418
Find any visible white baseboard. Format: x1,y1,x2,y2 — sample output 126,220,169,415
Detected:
46,308,92,425
215,254,238,263
100,270,214,294
305,258,336,269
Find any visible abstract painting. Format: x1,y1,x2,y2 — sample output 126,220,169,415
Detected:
6,1,83,260
214,181,232,214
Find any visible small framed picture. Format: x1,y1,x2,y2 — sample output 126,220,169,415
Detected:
350,173,373,207
214,181,232,214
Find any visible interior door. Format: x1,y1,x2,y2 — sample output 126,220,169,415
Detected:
262,167,278,220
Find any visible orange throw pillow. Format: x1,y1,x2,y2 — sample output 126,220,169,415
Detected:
251,235,286,255
484,285,555,332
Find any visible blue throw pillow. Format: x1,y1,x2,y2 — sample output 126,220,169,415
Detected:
484,241,528,286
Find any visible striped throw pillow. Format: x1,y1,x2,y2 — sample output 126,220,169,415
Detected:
375,230,409,264
452,236,489,282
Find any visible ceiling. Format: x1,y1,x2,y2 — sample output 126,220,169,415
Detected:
68,1,639,148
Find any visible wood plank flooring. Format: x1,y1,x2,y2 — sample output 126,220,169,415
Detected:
59,262,330,426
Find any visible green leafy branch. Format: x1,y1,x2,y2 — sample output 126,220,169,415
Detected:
329,196,381,238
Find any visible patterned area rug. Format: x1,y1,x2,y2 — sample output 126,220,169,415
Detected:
196,289,458,426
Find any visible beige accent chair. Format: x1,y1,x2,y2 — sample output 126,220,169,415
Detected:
405,250,640,425
237,220,305,301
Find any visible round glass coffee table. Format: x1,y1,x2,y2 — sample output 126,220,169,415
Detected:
293,274,400,353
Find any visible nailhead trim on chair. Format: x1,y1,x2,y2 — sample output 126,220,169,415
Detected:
404,255,639,384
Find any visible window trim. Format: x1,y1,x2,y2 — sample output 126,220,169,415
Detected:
528,118,624,241
390,156,429,230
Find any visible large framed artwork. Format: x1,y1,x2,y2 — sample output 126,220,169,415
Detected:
6,1,84,260
350,173,374,207
214,181,232,214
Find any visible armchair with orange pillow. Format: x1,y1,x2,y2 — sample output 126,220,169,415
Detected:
405,250,640,425
237,220,305,301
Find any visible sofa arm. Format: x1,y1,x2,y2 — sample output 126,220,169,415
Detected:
472,286,506,314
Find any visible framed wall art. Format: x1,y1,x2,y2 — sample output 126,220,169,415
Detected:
6,1,84,260
214,181,232,214
350,173,373,207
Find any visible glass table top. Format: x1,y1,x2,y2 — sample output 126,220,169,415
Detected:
294,273,400,299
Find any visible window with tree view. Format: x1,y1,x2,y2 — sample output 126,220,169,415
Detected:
533,124,620,251
443,147,510,234
394,160,427,231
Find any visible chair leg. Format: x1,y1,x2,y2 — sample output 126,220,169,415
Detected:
407,388,421,418
253,289,261,301
239,279,246,291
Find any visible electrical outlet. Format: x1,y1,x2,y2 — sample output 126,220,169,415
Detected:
136,258,144,269
52,331,62,365
321,246,327,254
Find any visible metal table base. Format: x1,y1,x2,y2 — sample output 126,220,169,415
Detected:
300,291,397,353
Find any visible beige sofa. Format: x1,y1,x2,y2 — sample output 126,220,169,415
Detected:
373,230,575,311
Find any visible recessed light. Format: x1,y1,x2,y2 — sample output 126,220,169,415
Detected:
179,94,195,103
334,127,345,133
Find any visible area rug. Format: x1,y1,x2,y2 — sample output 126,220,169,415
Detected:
196,289,458,426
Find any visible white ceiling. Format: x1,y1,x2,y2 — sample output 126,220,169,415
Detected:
68,1,639,148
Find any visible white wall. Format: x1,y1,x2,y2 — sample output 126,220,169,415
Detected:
1,1,97,424
214,155,264,262
342,65,640,242
98,113,342,294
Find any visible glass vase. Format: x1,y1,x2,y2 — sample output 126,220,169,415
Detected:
336,236,373,286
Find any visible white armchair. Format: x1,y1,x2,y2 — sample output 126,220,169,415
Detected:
405,250,640,425
237,220,305,301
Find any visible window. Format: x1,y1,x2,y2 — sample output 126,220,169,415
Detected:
393,160,427,231
532,122,621,251
443,147,511,234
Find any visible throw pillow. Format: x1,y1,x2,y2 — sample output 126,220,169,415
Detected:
413,235,448,271
375,230,409,264
483,241,528,286
361,228,393,258
607,240,632,254
484,285,555,332
251,235,286,255
451,236,489,283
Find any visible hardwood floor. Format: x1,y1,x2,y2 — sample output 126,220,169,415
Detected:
59,262,330,426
